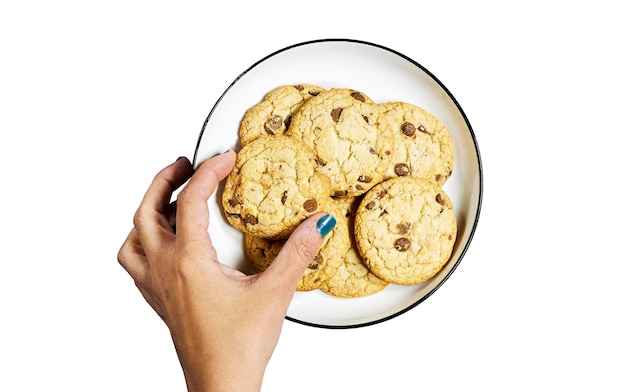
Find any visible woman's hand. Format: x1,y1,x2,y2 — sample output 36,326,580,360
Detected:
117,151,335,392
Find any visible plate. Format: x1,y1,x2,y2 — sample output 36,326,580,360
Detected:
193,39,482,328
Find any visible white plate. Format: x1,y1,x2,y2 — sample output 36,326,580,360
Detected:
193,39,482,328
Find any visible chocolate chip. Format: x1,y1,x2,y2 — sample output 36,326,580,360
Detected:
397,222,411,234
376,189,387,199
243,214,258,225
394,237,411,252
358,175,372,183
435,174,442,182
436,194,445,205
355,184,364,191
362,115,369,123
263,124,275,135
267,115,283,129
394,163,410,176
351,91,366,102
369,147,377,155
401,122,416,137
284,114,292,129
333,190,348,197
308,255,323,270
314,157,326,167
281,191,288,204
331,108,342,122
228,198,240,207
264,116,283,134
365,201,376,210
418,124,428,134
309,90,321,96
294,85,304,91
303,198,318,212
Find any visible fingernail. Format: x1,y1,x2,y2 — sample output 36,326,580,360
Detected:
222,149,231,154
316,214,336,238
175,156,185,162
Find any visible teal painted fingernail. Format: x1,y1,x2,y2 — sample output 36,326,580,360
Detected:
316,214,336,238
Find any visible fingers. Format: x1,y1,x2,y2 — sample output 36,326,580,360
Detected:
120,157,192,284
140,157,193,216
133,157,193,252
261,213,336,294
175,150,236,244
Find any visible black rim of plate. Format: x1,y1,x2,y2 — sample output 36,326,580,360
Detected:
192,38,483,329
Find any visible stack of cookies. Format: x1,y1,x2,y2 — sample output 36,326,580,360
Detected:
221,84,457,298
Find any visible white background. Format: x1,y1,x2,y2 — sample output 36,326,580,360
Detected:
1,1,624,391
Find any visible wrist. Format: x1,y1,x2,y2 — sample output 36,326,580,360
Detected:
183,361,264,392
175,344,265,392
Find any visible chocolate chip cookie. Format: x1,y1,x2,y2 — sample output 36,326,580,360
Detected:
222,136,332,240
239,84,326,146
321,196,388,297
287,88,394,198
380,101,454,185
354,177,457,285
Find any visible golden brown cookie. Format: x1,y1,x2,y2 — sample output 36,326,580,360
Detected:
354,177,457,285
380,101,454,186
222,136,332,240
245,235,323,291
239,84,327,146
321,196,388,297
287,88,394,198
244,201,350,291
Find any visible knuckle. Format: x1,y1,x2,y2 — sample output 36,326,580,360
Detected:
117,246,129,268
132,205,148,230
116,235,135,269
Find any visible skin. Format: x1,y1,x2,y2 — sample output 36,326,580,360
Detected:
117,151,329,391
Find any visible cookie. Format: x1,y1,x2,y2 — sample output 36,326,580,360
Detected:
354,177,457,286
244,201,350,291
222,136,332,240
239,84,327,146
245,235,322,291
287,88,394,197
380,101,454,186
321,196,388,297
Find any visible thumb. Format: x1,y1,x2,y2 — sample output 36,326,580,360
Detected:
261,212,336,292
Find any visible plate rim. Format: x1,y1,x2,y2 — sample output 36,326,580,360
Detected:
192,38,484,329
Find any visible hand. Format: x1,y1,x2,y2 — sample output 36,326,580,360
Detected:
117,151,336,392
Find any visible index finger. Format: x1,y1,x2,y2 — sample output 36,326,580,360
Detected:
133,157,193,252
175,150,236,243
